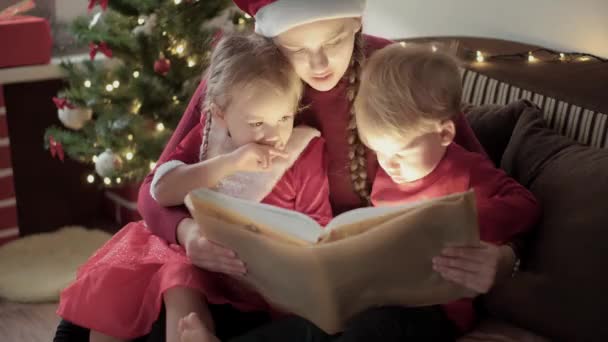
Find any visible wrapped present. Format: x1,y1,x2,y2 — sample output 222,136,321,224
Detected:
103,183,143,226
0,15,52,68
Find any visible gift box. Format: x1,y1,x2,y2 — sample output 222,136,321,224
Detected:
0,15,52,68
103,183,143,226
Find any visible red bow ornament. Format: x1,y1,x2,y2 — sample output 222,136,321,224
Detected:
88,0,109,12
52,97,75,110
49,136,65,162
89,42,113,60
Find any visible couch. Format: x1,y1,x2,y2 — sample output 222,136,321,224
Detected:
452,68,608,341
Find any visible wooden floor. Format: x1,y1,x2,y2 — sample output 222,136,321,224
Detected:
0,300,60,342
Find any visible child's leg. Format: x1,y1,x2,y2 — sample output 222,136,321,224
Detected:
163,286,216,342
89,330,127,342
178,312,220,342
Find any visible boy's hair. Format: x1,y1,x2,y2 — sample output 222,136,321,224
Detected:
354,43,462,145
200,33,303,159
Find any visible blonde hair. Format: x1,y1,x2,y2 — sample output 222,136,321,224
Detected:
200,33,303,159
346,31,370,203
354,43,462,146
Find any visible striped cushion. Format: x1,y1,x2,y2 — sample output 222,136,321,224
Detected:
461,69,608,149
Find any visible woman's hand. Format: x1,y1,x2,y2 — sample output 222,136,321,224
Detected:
177,218,247,276
432,241,515,295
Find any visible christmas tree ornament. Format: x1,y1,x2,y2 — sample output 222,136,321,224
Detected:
154,54,171,76
111,117,131,131
53,97,93,130
133,14,157,36
58,107,93,130
89,12,103,29
89,41,113,61
95,149,123,177
52,97,75,110
88,0,109,12
48,136,65,162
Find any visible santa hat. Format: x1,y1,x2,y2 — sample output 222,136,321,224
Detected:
234,0,366,37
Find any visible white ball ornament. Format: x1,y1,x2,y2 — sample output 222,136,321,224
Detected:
94,149,123,177
58,107,93,130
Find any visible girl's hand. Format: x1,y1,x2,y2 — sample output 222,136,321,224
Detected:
178,218,246,276
229,143,288,172
432,241,511,295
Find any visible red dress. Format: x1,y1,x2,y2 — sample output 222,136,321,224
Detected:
57,122,332,339
371,143,541,333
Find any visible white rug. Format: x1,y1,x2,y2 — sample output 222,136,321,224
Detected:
0,226,111,303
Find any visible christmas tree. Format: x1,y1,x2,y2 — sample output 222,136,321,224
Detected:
45,0,252,187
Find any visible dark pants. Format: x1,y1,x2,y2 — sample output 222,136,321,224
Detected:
231,306,457,342
54,305,456,342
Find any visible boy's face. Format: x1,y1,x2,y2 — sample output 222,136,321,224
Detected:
215,85,296,150
368,121,455,184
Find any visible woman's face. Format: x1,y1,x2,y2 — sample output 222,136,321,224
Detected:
274,18,362,92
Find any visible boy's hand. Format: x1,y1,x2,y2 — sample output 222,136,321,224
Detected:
229,143,288,172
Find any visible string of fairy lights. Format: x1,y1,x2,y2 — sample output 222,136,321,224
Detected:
398,41,608,64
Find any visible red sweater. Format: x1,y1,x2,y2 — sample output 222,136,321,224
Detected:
371,143,540,333
138,35,488,243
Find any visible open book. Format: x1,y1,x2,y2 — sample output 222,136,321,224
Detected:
185,189,480,333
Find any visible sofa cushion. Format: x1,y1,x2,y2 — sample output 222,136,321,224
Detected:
483,104,608,341
464,100,534,166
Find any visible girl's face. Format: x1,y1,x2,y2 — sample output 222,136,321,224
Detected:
365,121,455,184
274,18,362,92
214,85,297,150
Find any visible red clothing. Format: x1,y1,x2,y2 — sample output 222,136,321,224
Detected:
138,35,487,244
371,143,540,333
57,136,332,339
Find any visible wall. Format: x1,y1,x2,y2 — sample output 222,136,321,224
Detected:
363,0,608,58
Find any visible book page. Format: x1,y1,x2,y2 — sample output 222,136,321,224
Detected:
326,191,471,231
189,188,323,243
321,191,473,243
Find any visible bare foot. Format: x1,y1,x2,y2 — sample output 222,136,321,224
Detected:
178,312,220,342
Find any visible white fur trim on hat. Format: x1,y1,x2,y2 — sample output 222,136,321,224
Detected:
254,0,366,37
